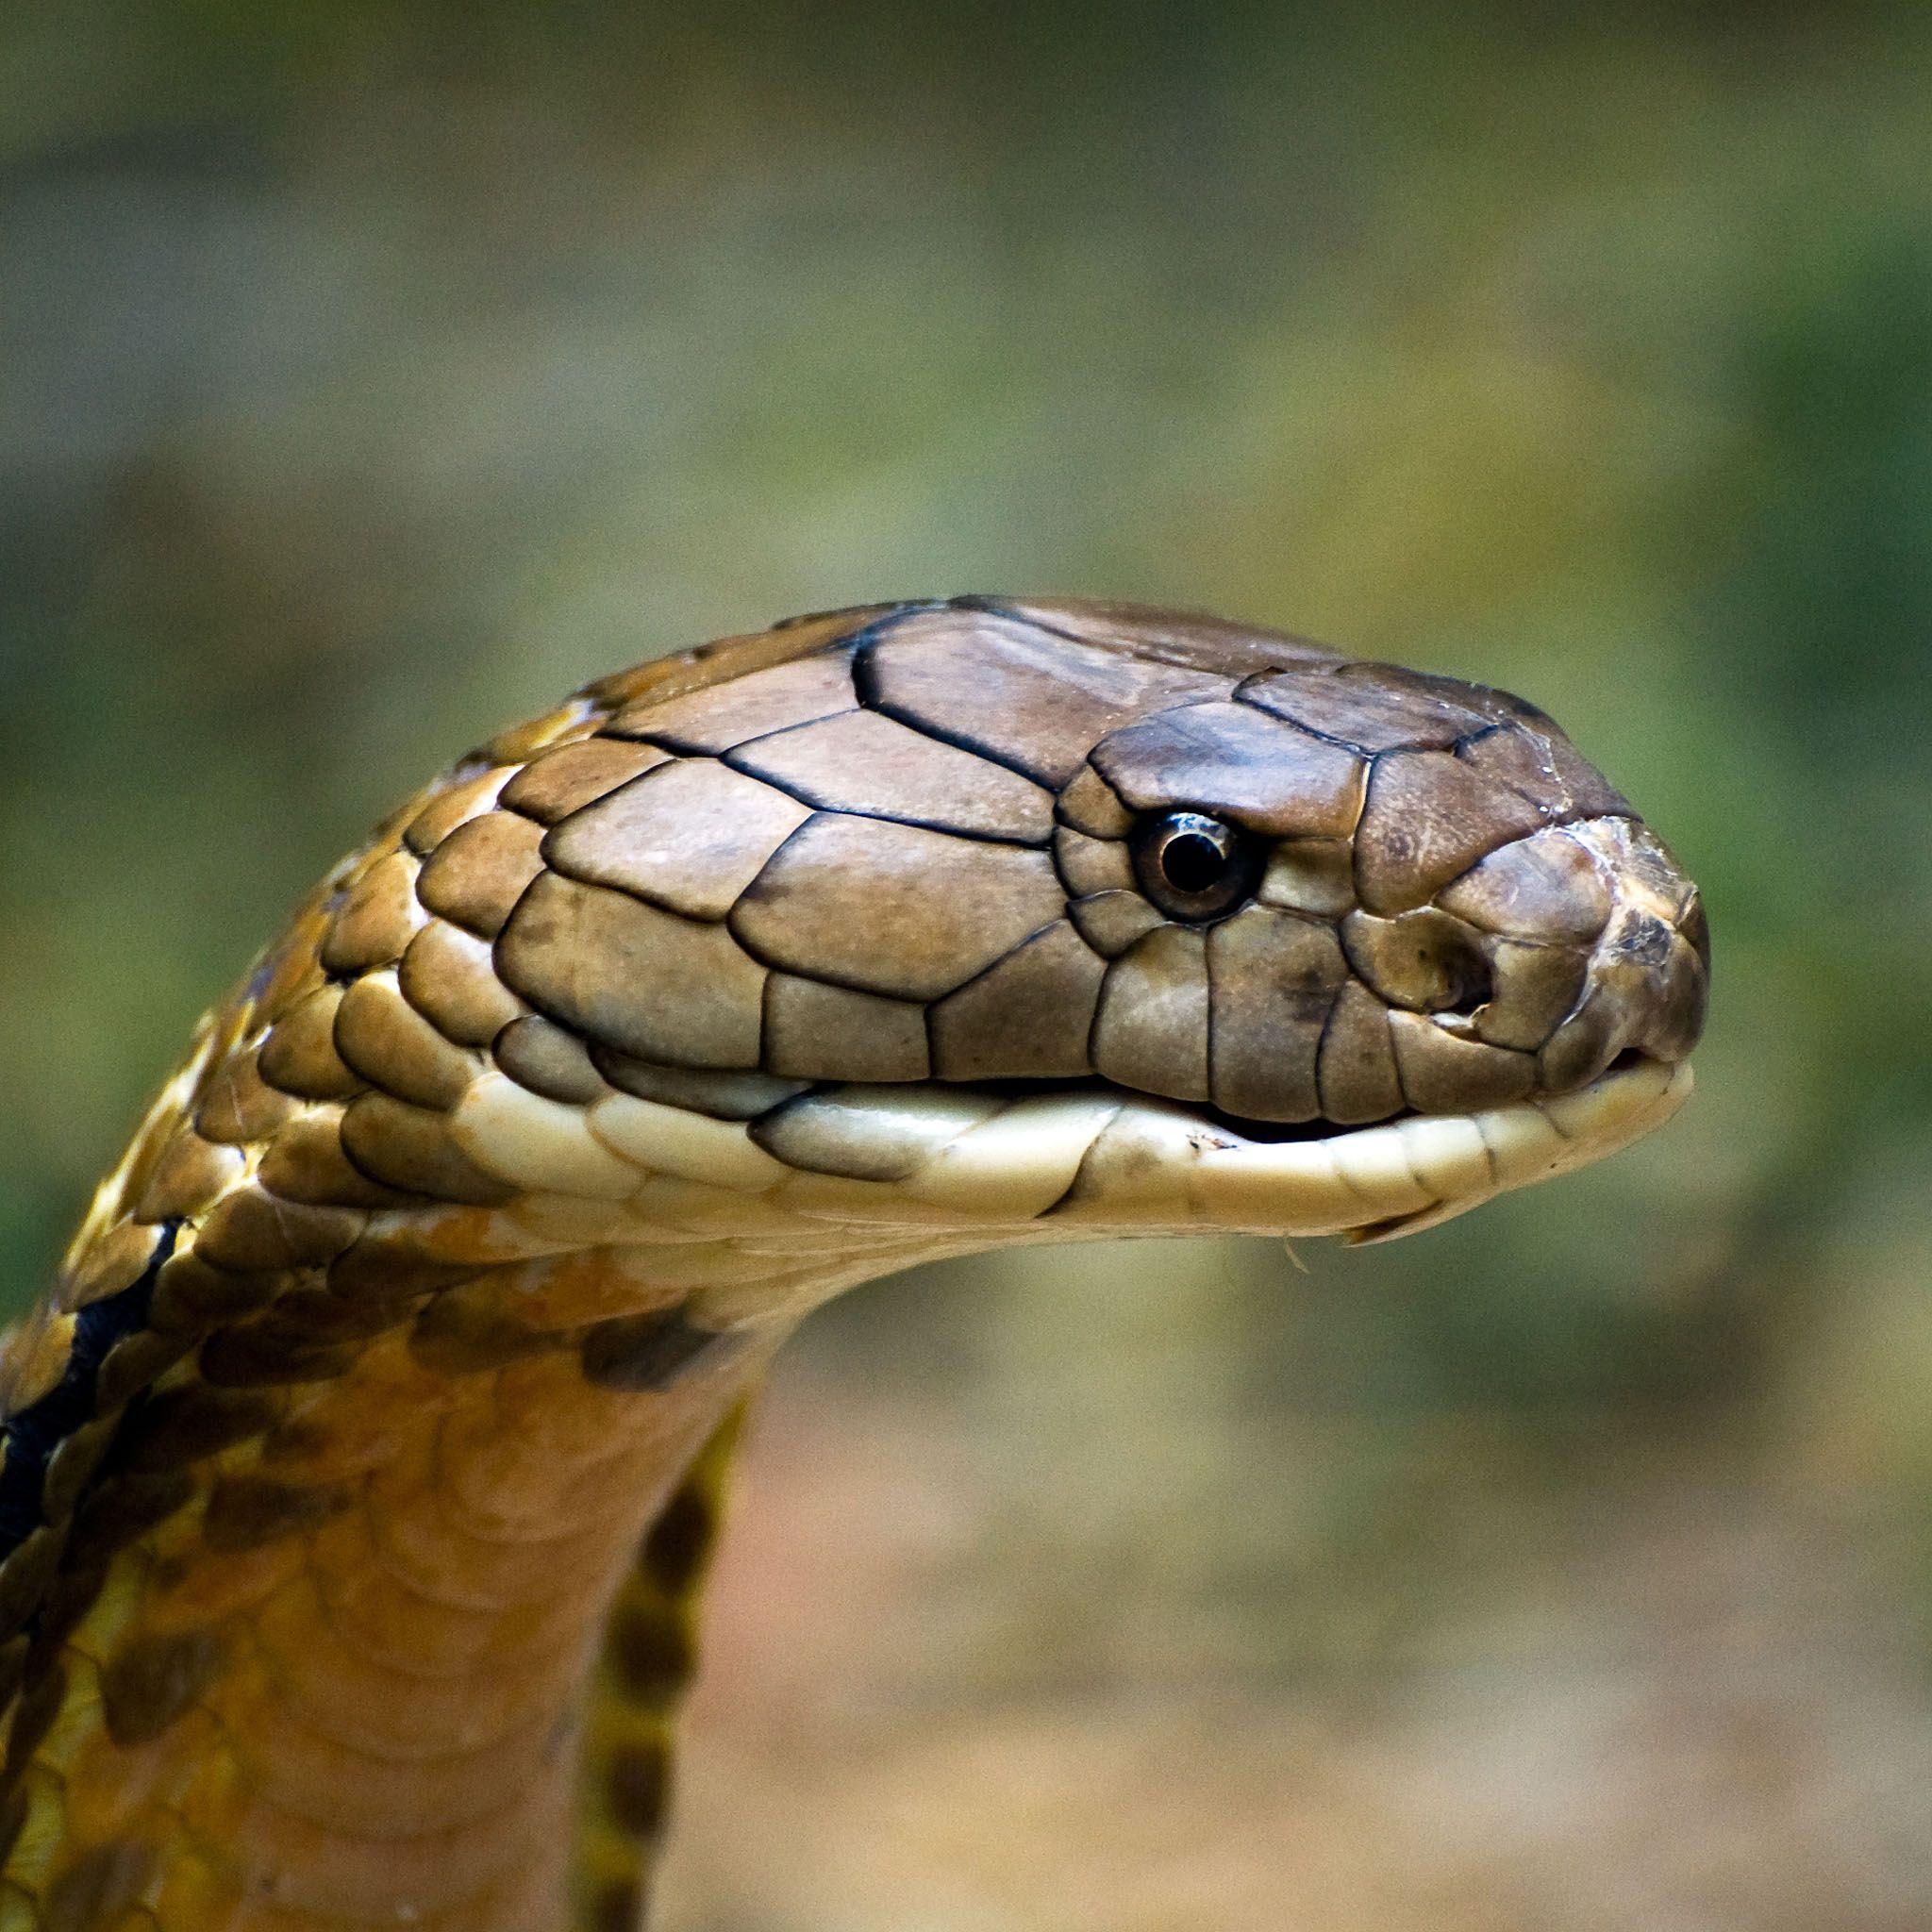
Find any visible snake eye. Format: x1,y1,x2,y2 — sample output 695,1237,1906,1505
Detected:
1131,810,1262,922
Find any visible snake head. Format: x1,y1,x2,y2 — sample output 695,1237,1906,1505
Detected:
475,596,1706,1247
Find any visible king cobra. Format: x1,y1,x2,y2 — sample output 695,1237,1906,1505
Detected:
0,598,1707,1930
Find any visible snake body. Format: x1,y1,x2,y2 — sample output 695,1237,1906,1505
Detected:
0,597,1707,1929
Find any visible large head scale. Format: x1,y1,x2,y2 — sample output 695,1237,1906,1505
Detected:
485,595,1707,1246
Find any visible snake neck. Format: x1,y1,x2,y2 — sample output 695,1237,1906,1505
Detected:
0,1192,916,1931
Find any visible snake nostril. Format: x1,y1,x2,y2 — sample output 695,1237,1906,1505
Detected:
1440,950,1493,1018
1340,908,1497,1020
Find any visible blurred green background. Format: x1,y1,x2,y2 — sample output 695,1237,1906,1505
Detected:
4,7,1929,1928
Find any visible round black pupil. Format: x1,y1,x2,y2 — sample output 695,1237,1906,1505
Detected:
1161,829,1227,896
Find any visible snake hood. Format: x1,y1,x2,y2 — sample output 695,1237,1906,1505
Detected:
456,593,1707,1246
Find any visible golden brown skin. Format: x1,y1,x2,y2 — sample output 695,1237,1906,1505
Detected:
0,598,1707,1930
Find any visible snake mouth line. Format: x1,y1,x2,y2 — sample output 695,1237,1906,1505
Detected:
1189,1045,1669,1145
993,1050,1695,1242
974,1048,1671,1152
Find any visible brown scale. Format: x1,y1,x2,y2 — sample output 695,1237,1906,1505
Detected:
545,759,813,921
0,598,1707,1931
726,815,1066,1000
727,708,1058,843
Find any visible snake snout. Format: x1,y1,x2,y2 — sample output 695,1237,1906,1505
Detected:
1534,821,1708,1092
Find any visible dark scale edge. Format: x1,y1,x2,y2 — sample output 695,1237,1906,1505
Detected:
846,613,1066,790
715,741,1052,851
0,1222,182,1565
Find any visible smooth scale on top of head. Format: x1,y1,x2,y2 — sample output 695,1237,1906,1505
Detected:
462,594,1705,1245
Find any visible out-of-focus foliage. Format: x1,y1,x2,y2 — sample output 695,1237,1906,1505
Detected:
3,7,1927,1927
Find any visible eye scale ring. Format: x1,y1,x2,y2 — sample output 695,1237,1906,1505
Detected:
1129,809,1263,922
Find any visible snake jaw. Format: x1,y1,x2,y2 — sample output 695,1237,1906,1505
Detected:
1331,1053,1693,1242
962,1052,1692,1244
436,1052,1692,1263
